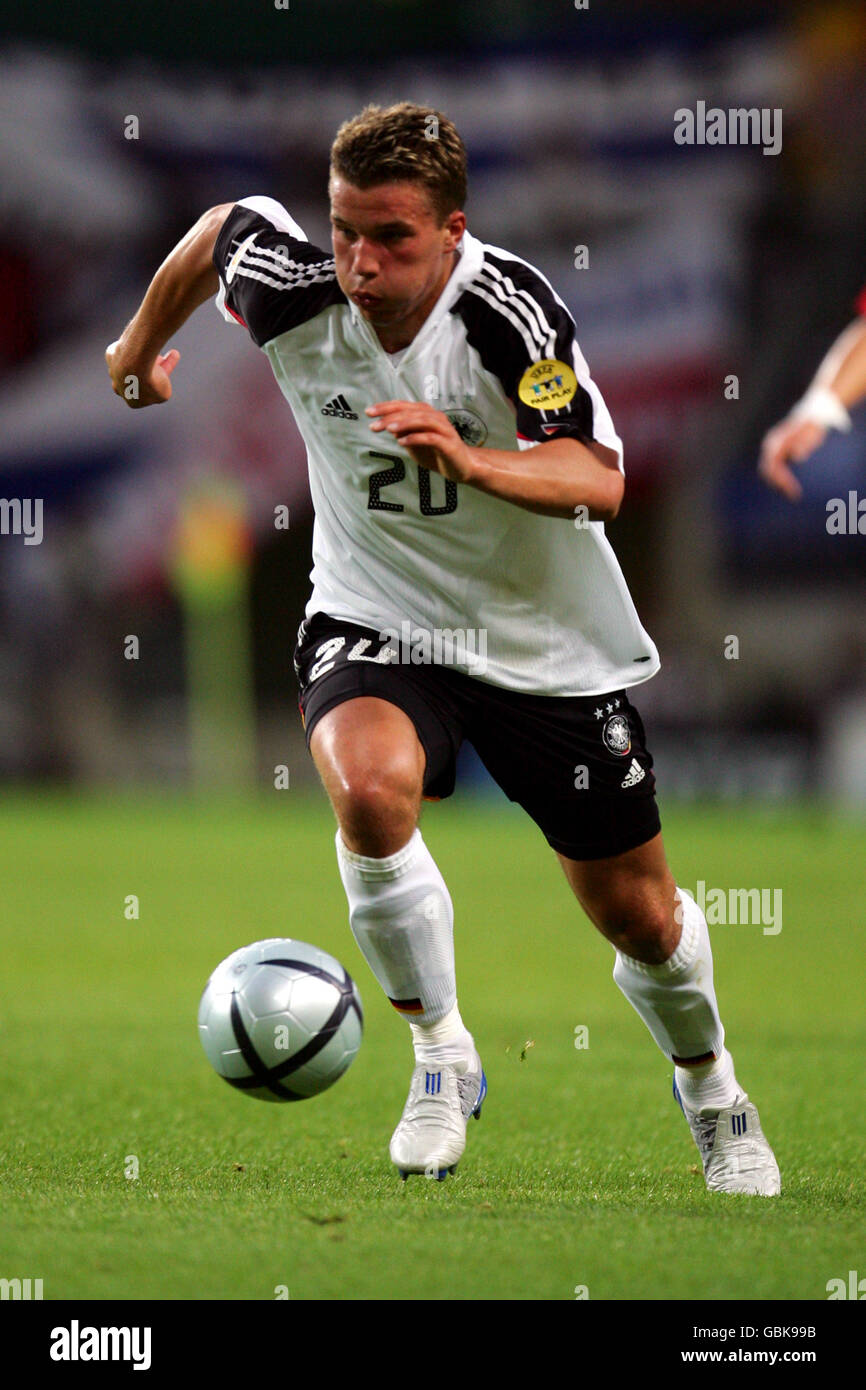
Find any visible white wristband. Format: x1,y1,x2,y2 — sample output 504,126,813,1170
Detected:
790,385,852,432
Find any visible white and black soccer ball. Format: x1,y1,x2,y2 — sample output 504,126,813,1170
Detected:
198,938,363,1101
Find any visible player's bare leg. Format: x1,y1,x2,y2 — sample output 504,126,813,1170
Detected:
310,696,424,857
557,831,679,964
557,833,780,1195
311,697,486,1178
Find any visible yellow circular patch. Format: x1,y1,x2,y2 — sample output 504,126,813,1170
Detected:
517,358,578,410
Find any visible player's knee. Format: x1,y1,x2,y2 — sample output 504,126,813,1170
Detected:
336,762,421,856
599,891,678,964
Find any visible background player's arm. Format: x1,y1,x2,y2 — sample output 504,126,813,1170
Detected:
758,316,866,500
368,400,623,521
105,203,234,408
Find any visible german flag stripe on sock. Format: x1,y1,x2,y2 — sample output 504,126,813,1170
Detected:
389,996,424,1015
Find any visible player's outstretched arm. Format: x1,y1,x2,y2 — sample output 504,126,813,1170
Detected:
367,399,624,521
461,435,624,521
105,203,235,408
758,316,866,500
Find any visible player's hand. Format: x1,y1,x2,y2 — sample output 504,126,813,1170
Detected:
757,416,826,501
105,339,181,409
366,400,477,484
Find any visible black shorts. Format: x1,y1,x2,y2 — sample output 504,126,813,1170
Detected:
293,611,661,861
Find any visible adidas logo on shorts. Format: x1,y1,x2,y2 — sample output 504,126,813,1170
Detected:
621,757,645,789
321,394,358,419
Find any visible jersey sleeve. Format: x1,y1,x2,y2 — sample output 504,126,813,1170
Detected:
454,248,624,470
213,196,345,348
856,285,866,316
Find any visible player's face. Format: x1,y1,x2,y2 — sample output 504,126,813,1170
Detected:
329,177,465,338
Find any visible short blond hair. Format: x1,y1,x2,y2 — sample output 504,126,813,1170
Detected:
330,102,467,225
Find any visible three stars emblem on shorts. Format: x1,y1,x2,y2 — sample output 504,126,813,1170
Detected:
593,698,622,719
593,698,633,758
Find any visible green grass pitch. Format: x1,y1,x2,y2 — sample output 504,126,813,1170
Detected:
0,792,863,1301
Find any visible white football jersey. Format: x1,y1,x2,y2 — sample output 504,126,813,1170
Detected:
214,195,659,695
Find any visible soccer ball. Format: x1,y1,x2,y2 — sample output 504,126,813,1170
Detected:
198,938,363,1101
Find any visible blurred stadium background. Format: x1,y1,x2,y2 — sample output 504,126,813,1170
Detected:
2,0,866,806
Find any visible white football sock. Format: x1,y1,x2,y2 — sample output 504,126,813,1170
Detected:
674,1047,742,1115
612,886,725,1065
409,1002,475,1070
336,827,456,1023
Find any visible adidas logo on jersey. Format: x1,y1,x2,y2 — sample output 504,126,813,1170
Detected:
621,757,645,789
321,394,358,419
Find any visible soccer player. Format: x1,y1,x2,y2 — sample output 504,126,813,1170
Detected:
759,307,866,498
107,103,780,1194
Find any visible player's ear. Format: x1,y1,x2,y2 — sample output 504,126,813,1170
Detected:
443,209,466,249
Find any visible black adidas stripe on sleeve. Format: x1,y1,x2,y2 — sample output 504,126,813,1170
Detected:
451,249,594,446
214,204,346,348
